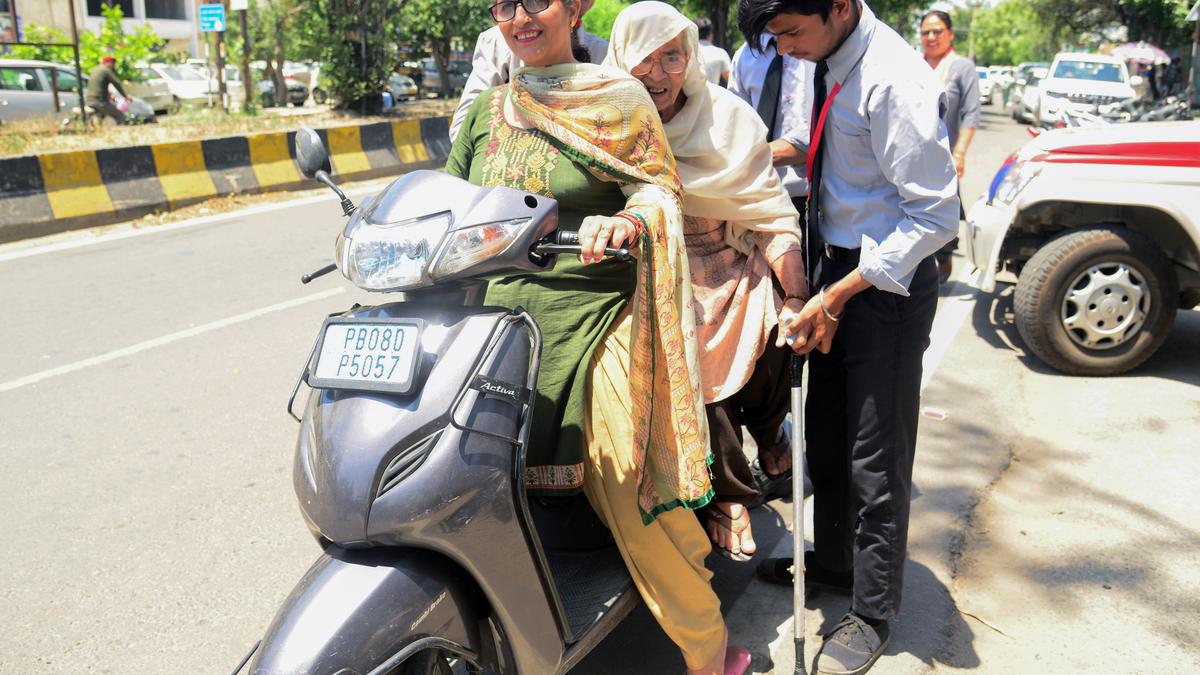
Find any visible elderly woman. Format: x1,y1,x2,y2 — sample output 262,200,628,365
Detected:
605,2,808,562
445,0,749,672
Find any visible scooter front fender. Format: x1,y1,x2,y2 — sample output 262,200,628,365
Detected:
244,546,487,675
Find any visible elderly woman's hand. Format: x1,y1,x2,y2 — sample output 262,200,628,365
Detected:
578,215,638,265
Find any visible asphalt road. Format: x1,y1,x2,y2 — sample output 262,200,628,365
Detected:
1,105,1196,674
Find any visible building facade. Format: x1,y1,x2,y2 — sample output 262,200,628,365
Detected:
6,0,205,56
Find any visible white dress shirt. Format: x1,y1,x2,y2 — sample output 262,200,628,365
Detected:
813,2,959,295
698,39,732,84
450,25,609,142
728,38,812,197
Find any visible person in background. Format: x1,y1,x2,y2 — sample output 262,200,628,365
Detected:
606,0,807,563
86,55,127,124
449,0,608,141
919,9,978,283
695,17,732,86
740,0,958,672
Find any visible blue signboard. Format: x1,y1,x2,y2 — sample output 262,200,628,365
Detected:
199,4,226,33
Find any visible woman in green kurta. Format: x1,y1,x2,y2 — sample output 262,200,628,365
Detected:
446,86,634,493
442,0,750,671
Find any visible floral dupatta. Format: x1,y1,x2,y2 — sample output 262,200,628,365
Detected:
509,63,712,522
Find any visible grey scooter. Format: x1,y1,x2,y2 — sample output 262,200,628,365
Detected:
234,129,641,675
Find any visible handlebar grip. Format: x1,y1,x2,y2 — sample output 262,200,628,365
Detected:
556,231,580,245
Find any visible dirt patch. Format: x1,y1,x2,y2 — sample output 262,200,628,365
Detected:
0,99,457,158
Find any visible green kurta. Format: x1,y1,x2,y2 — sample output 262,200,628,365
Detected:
445,87,636,493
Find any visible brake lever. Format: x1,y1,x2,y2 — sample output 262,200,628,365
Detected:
532,242,632,263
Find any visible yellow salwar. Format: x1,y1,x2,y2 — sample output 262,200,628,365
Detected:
583,310,725,670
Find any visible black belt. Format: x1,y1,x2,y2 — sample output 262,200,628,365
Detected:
822,243,859,263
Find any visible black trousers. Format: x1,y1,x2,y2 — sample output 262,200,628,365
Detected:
806,252,938,620
706,334,791,506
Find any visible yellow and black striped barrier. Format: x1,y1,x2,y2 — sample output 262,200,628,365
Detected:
0,117,452,244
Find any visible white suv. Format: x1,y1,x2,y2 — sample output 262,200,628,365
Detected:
965,120,1200,375
1037,53,1139,128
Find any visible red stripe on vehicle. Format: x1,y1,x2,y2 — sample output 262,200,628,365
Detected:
1031,141,1200,168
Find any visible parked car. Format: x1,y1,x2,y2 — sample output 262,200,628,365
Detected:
389,73,418,102
0,58,81,122
977,67,995,104
419,58,469,97
147,63,244,107
0,59,160,124
1036,52,1140,129
126,65,176,114
964,120,1200,375
1012,65,1049,124
249,66,308,107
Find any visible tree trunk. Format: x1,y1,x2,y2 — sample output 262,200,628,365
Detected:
274,14,287,106
707,0,731,50
432,41,452,99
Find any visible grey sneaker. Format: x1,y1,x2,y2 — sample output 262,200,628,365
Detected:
814,612,890,675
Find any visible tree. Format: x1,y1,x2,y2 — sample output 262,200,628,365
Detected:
1029,0,1193,48
399,0,492,99
303,0,403,110
79,3,164,82
583,0,631,44
969,0,1063,65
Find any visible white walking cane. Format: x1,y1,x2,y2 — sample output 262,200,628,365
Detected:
790,353,807,674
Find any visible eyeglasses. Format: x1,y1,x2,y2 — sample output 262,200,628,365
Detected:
489,0,551,22
919,28,946,38
631,53,687,76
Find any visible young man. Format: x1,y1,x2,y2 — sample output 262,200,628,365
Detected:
728,34,813,211
740,0,958,673
449,0,608,142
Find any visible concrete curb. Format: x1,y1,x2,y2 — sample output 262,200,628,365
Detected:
0,116,452,244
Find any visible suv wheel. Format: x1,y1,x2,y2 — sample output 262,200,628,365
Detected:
1014,226,1178,375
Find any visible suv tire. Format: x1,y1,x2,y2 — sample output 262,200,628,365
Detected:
1014,226,1178,376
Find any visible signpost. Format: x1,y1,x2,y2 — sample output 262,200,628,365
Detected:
199,3,228,113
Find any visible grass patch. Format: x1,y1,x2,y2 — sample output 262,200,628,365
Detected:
0,99,457,158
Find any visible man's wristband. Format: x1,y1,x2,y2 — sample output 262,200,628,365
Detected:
819,286,841,322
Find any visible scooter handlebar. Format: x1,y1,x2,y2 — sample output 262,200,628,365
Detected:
533,231,632,263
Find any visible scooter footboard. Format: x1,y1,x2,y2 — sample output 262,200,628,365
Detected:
243,547,487,675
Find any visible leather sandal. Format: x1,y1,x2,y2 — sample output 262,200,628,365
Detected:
701,502,756,562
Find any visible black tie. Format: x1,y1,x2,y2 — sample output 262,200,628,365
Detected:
805,60,830,294
755,48,784,140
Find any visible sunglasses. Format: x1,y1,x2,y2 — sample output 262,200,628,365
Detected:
490,0,551,22
919,28,946,38
631,53,687,76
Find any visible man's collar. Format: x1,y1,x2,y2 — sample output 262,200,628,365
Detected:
826,1,874,84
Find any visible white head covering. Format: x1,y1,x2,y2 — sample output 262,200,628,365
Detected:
603,0,798,253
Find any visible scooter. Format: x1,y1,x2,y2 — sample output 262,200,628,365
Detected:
233,128,641,675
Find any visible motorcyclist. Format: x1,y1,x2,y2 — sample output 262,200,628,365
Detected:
86,55,127,124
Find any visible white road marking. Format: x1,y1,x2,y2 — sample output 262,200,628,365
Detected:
0,287,345,393
0,183,385,264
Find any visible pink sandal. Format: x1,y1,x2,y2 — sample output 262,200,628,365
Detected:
725,646,752,675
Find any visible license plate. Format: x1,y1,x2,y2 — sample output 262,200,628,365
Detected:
309,318,423,394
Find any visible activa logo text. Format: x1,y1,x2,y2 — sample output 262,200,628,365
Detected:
480,381,517,397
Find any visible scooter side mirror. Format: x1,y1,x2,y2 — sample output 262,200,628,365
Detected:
295,127,332,179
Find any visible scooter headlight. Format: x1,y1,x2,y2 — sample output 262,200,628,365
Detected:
340,212,451,291
430,218,531,279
